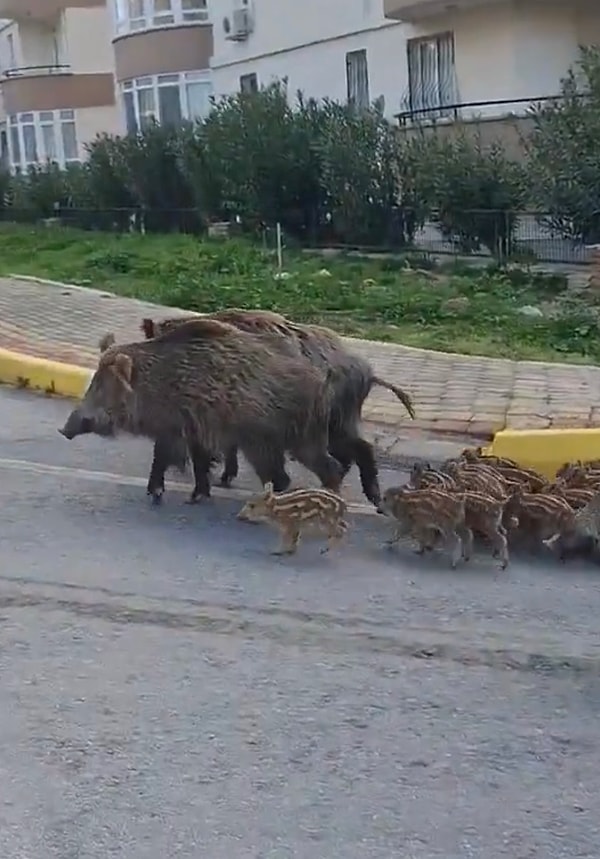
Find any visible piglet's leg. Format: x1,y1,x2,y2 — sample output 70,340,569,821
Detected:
272,524,300,556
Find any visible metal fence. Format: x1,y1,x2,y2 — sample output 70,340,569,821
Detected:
0,205,592,266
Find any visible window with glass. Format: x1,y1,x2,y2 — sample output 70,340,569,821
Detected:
240,73,258,94
7,109,79,171
113,0,208,34
121,71,212,132
345,49,370,112
406,32,457,119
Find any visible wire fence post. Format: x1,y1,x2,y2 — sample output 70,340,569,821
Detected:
276,222,283,272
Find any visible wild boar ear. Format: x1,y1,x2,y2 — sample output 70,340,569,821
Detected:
113,352,133,390
99,332,116,352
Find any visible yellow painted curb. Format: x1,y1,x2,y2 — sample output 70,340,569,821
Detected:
0,347,92,399
481,427,600,479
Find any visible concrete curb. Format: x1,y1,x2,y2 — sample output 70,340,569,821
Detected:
0,347,92,398
483,427,600,479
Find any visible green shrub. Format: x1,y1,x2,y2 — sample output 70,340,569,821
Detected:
0,82,533,256
406,132,527,256
528,45,600,243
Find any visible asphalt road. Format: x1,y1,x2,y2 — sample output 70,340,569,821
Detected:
2,386,600,858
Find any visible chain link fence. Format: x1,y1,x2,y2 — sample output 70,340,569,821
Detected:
0,205,592,267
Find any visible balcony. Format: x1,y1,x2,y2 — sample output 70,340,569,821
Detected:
0,0,101,21
1,63,115,113
3,63,71,78
113,0,209,38
383,0,496,23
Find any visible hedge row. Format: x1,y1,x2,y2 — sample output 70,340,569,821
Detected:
2,45,600,253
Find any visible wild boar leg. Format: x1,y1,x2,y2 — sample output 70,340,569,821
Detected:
447,530,463,569
186,440,214,504
457,524,474,563
350,436,381,507
147,434,189,505
178,406,214,503
320,520,348,554
220,444,240,488
489,528,509,570
293,444,343,493
327,434,354,480
414,525,438,555
147,437,174,504
242,444,291,493
272,524,301,556
384,521,407,548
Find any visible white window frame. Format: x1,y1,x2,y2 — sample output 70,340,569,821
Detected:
113,0,208,36
120,70,212,133
406,31,457,120
7,109,80,173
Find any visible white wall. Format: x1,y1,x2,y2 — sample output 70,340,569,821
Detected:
210,0,600,121
403,0,595,118
212,0,390,61
211,0,410,118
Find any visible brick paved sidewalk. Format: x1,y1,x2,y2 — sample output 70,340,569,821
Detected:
1,275,599,442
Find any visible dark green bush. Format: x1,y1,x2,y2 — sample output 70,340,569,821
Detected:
0,80,535,255
528,45,600,243
405,132,527,256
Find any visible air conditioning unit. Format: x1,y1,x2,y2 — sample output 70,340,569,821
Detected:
224,7,253,41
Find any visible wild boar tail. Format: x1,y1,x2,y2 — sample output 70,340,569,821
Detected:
371,376,416,419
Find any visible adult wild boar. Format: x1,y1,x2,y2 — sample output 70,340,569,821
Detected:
59,318,342,504
142,309,415,507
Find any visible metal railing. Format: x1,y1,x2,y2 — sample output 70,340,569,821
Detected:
394,92,587,125
3,64,71,79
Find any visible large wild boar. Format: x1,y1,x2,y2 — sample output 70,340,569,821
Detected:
59,318,342,503
142,309,415,507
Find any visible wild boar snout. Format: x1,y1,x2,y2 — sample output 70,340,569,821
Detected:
58,412,96,441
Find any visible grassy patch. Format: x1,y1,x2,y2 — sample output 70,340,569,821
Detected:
0,223,597,363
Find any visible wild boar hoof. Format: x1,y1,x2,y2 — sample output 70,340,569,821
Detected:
150,491,163,506
185,490,209,505
219,474,234,488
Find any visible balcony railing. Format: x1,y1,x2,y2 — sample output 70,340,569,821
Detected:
394,92,575,125
2,64,71,79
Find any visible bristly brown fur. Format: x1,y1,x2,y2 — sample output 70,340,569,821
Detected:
379,486,469,569
152,317,237,342
61,321,343,503
237,482,349,555
505,488,576,544
140,308,416,507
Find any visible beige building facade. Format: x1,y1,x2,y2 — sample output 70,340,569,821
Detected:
0,0,213,172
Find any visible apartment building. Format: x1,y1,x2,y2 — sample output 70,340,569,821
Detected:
0,0,214,172
110,0,213,134
0,0,120,172
211,0,600,130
